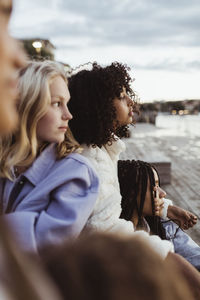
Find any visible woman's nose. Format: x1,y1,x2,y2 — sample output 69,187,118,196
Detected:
62,108,73,120
127,97,133,106
157,187,166,198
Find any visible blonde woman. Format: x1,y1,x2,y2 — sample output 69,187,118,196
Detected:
0,60,99,254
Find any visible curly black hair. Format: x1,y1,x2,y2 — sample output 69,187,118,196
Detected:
118,159,167,239
68,62,138,147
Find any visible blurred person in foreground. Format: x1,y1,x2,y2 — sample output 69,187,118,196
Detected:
0,0,25,134
42,232,195,300
0,1,62,299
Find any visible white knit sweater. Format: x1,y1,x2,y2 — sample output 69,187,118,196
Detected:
82,138,174,259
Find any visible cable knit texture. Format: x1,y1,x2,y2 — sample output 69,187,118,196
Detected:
81,138,174,259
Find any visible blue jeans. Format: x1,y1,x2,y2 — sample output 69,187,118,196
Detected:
162,220,200,271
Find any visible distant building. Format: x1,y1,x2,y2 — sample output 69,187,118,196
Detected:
20,38,56,60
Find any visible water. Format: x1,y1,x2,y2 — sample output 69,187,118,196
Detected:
130,113,200,160
156,113,200,137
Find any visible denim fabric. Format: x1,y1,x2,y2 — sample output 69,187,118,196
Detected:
0,144,99,253
163,220,200,271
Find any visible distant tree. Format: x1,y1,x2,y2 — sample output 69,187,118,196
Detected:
169,101,184,111
160,102,169,112
140,99,200,115
140,103,157,112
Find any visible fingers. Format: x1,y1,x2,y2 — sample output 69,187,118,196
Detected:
189,213,198,223
187,217,197,229
184,212,198,228
153,187,159,200
183,223,189,230
153,186,164,216
154,199,164,216
167,205,198,229
181,215,198,230
154,198,164,207
155,207,160,216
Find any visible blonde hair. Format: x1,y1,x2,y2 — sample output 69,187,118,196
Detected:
0,60,80,180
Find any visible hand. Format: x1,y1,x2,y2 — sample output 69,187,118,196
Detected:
167,205,198,230
154,188,164,217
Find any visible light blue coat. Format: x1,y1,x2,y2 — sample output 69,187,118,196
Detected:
0,144,99,253
163,221,200,271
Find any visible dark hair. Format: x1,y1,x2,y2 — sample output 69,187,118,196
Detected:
68,62,138,147
42,232,193,300
118,159,166,239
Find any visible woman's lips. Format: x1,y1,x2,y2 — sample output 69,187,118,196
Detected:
59,127,68,131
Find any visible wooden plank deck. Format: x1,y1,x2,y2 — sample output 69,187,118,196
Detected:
120,123,200,244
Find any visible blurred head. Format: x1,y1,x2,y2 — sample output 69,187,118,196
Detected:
42,232,194,300
118,160,166,238
0,60,79,180
68,62,138,147
0,0,26,134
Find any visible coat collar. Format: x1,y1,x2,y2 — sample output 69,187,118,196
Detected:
23,143,57,185
82,137,126,163
105,137,126,159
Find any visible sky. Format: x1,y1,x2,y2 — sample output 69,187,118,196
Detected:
10,0,200,102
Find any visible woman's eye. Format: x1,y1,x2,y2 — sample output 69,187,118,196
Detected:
52,102,60,107
120,95,126,101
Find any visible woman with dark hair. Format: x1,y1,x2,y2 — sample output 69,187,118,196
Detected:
118,159,200,271
69,62,136,147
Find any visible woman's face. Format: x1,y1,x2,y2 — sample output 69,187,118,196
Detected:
113,87,135,127
142,168,166,216
0,0,26,134
37,75,72,144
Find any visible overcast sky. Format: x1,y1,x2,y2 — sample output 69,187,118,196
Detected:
10,0,200,102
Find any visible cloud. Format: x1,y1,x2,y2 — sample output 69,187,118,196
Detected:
10,0,200,100
11,0,200,47
53,0,200,47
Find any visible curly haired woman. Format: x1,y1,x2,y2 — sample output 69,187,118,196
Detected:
69,63,148,234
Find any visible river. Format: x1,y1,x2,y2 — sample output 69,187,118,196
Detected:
156,113,200,137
